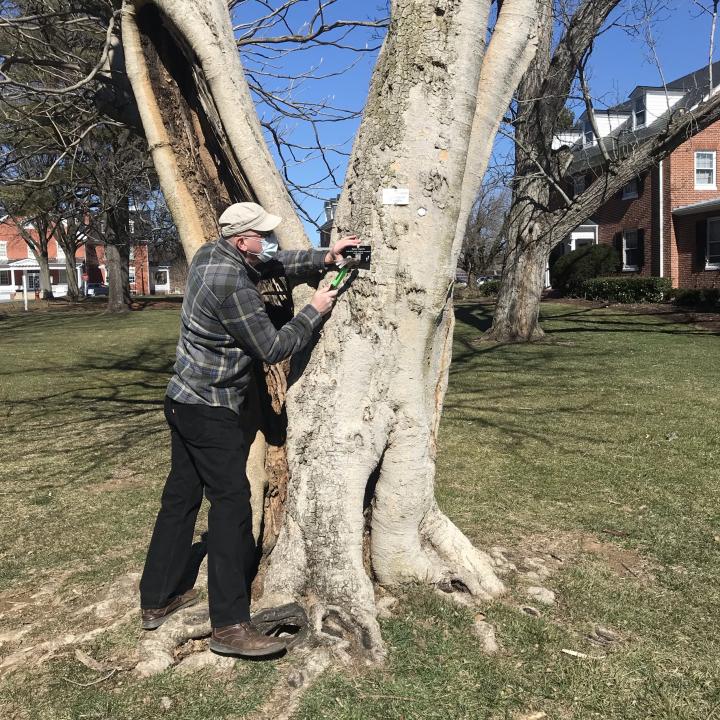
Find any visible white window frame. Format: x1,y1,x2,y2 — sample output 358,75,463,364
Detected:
706,217,720,269
0,269,11,286
0,241,7,262
623,229,640,271
153,268,169,287
695,151,717,190
129,266,136,284
622,178,639,200
633,97,646,129
27,271,40,291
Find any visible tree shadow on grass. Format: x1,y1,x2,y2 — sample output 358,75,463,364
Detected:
454,300,720,338
541,305,720,336
442,340,621,466
1,342,176,487
453,303,494,335
443,301,700,466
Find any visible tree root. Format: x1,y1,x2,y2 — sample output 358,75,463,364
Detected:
308,601,385,665
0,608,138,675
420,507,506,600
245,601,388,720
0,572,141,676
246,646,332,720
135,604,211,677
0,540,553,685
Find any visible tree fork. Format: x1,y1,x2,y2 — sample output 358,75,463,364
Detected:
120,0,542,667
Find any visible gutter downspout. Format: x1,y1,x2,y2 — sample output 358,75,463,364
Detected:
659,160,664,278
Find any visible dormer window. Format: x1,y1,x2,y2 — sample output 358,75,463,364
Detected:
324,198,339,222
634,97,646,129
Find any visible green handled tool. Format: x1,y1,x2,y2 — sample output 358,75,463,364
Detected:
329,265,350,289
328,245,372,289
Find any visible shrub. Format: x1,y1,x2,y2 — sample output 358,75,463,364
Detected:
550,244,620,295
476,279,501,296
671,287,720,309
581,276,672,303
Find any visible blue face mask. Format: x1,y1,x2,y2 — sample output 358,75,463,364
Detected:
248,233,278,263
248,233,278,262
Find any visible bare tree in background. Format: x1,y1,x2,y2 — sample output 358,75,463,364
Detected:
486,0,720,342
459,183,510,285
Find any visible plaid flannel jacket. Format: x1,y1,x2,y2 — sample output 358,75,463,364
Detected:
166,237,327,413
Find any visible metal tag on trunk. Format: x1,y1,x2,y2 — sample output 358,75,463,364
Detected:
382,188,410,205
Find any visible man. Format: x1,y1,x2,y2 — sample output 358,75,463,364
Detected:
139,201,359,658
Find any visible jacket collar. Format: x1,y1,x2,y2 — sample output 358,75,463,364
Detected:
217,236,261,281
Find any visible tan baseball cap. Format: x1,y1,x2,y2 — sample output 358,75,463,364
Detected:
218,202,282,237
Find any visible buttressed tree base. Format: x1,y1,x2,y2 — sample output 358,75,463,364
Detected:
120,0,541,670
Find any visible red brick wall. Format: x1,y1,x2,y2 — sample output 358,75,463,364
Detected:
131,244,150,295
595,170,655,276
661,158,673,284
0,219,94,262
667,123,720,288
672,212,720,289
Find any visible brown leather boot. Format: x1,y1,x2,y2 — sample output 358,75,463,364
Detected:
141,589,199,630
209,622,287,658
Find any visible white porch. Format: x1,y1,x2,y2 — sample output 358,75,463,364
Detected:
150,265,171,295
0,259,83,301
545,223,599,288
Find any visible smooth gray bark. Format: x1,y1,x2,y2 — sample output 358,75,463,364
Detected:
121,0,541,663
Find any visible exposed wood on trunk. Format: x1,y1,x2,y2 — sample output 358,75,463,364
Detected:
121,0,541,667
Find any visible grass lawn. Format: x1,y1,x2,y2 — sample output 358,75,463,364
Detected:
1,300,719,719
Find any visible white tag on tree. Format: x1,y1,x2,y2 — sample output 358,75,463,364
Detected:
382,188,410,205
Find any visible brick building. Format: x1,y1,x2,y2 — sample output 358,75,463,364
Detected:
552,62,720,289
0,217,152,300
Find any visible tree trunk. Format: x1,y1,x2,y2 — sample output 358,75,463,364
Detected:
105,200,132,313
105,245,131,313
36,249,53,300
485,233,549,341
121,0,540,662
105,243,131,312
258,1,532,649
64,248,80,301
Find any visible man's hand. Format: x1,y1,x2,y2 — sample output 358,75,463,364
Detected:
325,235,360,266
310,286,338,316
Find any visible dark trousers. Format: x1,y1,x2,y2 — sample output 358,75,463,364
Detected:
140,396,257,627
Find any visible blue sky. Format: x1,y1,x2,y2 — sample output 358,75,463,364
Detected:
587,2,714,103
235,1,717,243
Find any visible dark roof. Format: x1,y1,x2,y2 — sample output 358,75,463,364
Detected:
672,198,720,216
570,61,720,173
599,98,634,115
626,61,720,98
667,61,720,91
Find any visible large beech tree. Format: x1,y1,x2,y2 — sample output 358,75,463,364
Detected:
118,0,542,664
